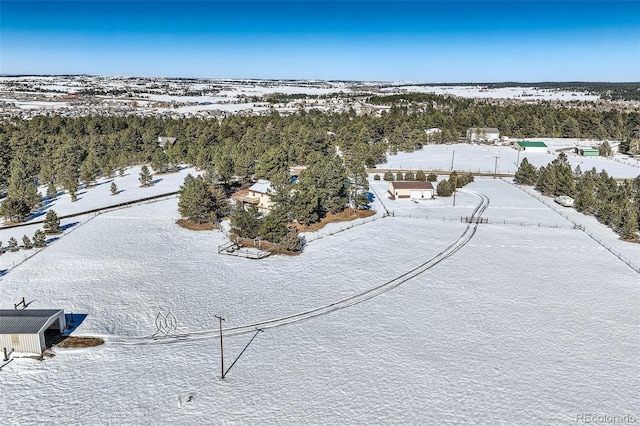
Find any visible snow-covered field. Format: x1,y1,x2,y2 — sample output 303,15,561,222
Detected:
384,85,600,101
380,143,640,179
1,152,638,424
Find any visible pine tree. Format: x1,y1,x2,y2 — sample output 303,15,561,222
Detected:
6,154,41,210
416,170,426,182
535,166,555,195
574,174,597,215
404,170,415,181
139,165,153,186
43,209,61,234
373,174,381,181
46,182,57,199
383,171,394,181
290,189,321,226
259,207,289,243
8,237,18,252
551,153,575,197
0,241,4,255
427,173,438,182
436,179,452,196
280,226,303,252
178,174,228,223
33,229,46,248
151,149,170,174
449,171,458,189
80,155,100,186
70,187,78,202
22,235,32,250
515,158,538,185
230,202,263,239
110,181,118,195
0,197,30,223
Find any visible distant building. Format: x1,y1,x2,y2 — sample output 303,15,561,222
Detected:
0,309,66,355
578,148,599,157
516,141,548,153
388,181,434,200
467,127,500,142
554,195,574,207
157,136,177,148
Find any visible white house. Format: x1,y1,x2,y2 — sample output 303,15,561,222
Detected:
388,181,434,200
232,180,274,213
467,127,500,142
0,309,66,355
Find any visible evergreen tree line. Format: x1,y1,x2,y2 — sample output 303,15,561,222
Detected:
436,171,475,197
1,100,638,224
515,154,640,241
0,210,60,253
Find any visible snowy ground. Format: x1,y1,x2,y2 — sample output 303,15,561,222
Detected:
0,165,198,274
381,85,600,101
1,171,638,424
379,143,640,179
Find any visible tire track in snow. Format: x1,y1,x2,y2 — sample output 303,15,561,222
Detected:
108,190,490,346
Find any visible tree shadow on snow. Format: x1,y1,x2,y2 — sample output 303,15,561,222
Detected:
149,178,163,185
94,179,114,187
60,222,79,232
29,198,56,220
45,236,60,244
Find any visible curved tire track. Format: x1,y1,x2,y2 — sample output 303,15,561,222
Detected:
109,190,490,346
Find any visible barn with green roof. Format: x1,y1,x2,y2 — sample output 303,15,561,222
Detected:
517,141,548,153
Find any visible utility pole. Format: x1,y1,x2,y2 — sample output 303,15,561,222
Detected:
450,150,456,171
453,188,456,206
215,315,225,379
516,149,521,168
493,156,500,179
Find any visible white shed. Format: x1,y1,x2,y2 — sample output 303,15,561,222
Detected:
0,309,66,355
388,181,434,200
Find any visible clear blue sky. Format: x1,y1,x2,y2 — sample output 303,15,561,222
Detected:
1,1,639,82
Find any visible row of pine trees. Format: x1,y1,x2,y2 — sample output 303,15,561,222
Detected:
515,153,640,241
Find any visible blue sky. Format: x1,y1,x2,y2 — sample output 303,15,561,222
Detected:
1,1,638,81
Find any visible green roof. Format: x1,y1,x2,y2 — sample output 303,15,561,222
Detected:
580,148,599,152
517,141,547,148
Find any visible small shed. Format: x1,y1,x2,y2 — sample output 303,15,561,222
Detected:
517,141,548,153
0,309,66,355
579,148,599,157
388,181,434,200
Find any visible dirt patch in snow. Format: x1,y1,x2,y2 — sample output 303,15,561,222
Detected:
176,219,216,231
296,209,375,232
56,337,105,348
